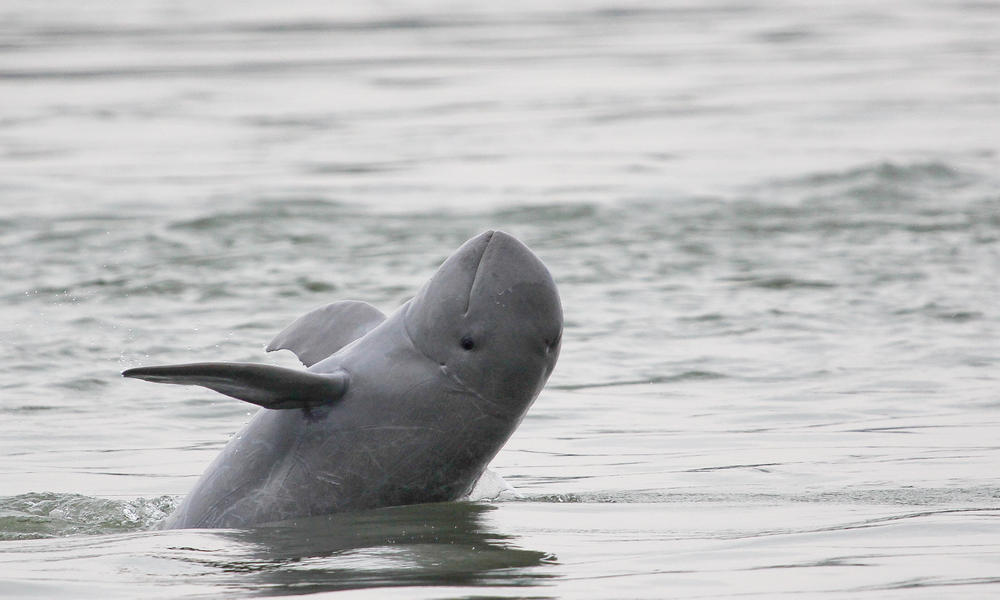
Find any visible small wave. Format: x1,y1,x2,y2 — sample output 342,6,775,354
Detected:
51,376,110,392
767,160,983,210
894,302,984,323
790,160,967,189
0,405,60,414
523,486,1000,507
550,370,726,391
525,491,683,504
0,492,178,540
295,276,338,293
490,203,599,224
303,161,405,175
548,371,726,390
726,275,836,290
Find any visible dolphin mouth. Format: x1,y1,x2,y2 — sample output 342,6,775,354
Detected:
464,230,495,315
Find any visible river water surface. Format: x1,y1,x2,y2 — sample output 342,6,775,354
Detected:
2,1,1000,598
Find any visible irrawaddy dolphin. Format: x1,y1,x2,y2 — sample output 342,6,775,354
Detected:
123,230,562,529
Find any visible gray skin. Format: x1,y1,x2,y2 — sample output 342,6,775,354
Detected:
123,231,562,529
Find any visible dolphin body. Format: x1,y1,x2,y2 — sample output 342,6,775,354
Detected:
123,231,562,529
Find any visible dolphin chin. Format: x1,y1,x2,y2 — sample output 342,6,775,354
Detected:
124,231,562,529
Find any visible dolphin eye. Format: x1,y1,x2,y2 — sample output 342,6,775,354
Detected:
460,336,475,351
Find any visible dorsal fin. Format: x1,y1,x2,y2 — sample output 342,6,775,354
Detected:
266,301,386,367
122,362,348,410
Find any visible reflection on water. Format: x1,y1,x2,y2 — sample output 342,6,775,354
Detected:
215,503,555,596
0,502,557,598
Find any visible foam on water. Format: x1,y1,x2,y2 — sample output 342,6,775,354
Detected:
0,493,177,540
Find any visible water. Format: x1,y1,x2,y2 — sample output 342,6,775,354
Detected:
2,0,999,597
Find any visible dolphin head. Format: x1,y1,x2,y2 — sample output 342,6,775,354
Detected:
404,230,562,416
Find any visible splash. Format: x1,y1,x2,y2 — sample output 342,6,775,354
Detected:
0,492,178,540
